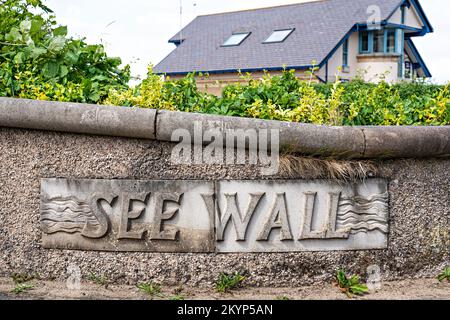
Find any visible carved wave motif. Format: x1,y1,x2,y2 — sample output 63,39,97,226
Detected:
41,196,99,235
337,192,388,234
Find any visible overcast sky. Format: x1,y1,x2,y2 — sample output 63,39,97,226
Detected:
45,0,449,83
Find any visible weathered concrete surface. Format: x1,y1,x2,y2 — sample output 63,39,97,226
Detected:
0,97,156,139
1,98,449,158
41,179,215,252
0,277,449,300
156,110,366,157
0,128,448,287
215,179,388,252
363,126,450,158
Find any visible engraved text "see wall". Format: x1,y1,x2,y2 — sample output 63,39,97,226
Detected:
40,179,389,252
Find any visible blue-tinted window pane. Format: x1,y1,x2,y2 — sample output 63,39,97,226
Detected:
343,39,349,66
264,29,294,43
386,29,396,53
223,33,250,46
373,30,384,53
360,31,370,52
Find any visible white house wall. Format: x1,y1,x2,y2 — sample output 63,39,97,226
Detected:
388,4,423,29
317,32,359,81
357,59,399,83
318,31,400,83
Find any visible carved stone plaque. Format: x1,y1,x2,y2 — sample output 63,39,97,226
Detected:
40,179,215,252
40,178,389,252
214,180,388,252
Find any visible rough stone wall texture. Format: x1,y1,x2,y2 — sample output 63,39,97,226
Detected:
0,128,448,287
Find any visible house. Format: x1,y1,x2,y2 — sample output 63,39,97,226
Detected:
154,0,433,95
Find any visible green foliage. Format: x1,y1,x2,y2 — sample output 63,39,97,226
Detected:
87,272,109,288
105,68,211,112
169,294,185,300
10,271,34,294
0,0,130,103
1,1,448,126
11,282,34,294
335,269,369,298
137,281,163,299
276,295,291,300
105,68,449,126
215,272,245,293
437,267,450,282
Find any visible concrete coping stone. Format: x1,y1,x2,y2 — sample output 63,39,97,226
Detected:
0,97,449,159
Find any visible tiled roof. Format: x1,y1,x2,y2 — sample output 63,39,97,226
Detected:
154,0,403,74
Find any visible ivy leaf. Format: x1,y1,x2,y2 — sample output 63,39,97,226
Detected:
47,36,66,53
42,61,59,78
53,26,68,37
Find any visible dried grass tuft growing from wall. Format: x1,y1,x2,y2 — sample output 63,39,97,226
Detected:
279,155,378,181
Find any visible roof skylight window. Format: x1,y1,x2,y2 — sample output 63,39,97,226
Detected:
222,32,251,46
264,29,295,43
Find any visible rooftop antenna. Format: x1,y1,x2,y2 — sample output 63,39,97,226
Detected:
179,0,183,45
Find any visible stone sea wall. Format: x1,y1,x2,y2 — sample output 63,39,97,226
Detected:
0,97,448,287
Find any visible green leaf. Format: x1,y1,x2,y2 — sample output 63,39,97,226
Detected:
13,52,25,64
59,65,69,78
88,92,100,102
20,21,32,33
349,275,360,286
5,28,22,43
30,18,44,35
30,47,47,59
350,284,369,295
53,26,68,37
48,36,66,53
27,0,42,7
63,51,79,65
42,61,59,78
91,75,109,82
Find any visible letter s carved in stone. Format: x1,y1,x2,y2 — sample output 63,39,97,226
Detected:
82,193,116,239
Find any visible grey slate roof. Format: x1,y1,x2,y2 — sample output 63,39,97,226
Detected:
154,0,403,75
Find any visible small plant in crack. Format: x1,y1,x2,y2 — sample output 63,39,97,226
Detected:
137,281,163,299
87,272,109,289
10,273,34,295
334,269,369,298
215,272,245,293
11,283,34,295
437,267,450,282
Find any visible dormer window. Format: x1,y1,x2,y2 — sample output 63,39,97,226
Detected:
222,32,251,46
359,29,398,54
263,29,295,43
